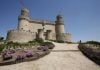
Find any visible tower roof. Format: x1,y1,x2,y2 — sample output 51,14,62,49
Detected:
57,15,63,19
21,8,29,13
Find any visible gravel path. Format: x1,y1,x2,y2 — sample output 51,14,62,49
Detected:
0,42,100,70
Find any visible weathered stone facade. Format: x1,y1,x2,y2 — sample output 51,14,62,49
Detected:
6,8,71,43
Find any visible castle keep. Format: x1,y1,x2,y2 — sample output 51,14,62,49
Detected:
6,8,71,43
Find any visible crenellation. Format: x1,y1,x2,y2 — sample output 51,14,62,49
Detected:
6,8,71,43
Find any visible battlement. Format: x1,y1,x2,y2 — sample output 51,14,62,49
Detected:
18,15,30,21
8,29,35,35
6,8,72,43
30,19,55,25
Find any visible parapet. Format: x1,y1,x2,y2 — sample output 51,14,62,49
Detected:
56,33,71,42
21,8,29,13
55,15,64,24
6,30,36,43
29,19,55,25
18,8,30,21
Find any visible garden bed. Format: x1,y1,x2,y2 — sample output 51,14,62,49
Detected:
78,44,100,65
0,42,55,66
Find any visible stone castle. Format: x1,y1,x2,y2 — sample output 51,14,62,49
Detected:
6,8,71,43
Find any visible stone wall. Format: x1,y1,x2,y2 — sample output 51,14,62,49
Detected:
56,33,71,42
29,21,55,33
6,30,36,43
6,8,72,43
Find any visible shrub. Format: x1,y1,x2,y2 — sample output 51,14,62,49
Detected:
35,38,44,44
3,50,15,54
16,55,25,61
41,42,55,49
49,40,57,42
56,40,65,43
37,47,43,50
26,53,33,57
0,37,4,42
78,44,100,65
41,42,53,45
0,44,5,52
25,50,33,58
28,40,36,44
42,46,48,51
2,52,12,60
86,41,100,45
37,46,49,51
9,49,15,54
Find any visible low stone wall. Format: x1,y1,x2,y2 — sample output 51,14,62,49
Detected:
6,30,36,43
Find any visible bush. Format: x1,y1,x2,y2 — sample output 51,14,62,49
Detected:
0,44,5,52
25,50,33,58
49,40,57,42
37,46,48,51
56,40,65,43
2,52,12,60
42,46,48,51
16,55,25,61
37,46,43,50
41,42,53,45
78,44,100,65
86,41,100,45
35,38,44,44
41,42,55,49
0,37,4,42
28,40,35,44
9,49,15,54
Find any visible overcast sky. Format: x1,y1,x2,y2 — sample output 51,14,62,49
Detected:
0,0,100,42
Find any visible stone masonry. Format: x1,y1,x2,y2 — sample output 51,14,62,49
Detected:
6,8,71,43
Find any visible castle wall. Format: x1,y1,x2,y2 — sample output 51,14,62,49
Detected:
29,22,43,32
28,21,56,40
44,24,55,33
62,33,71,42
29,22,55,33
6,8,72,43
6,30,36,43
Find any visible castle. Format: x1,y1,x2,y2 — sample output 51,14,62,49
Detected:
6,8,71,43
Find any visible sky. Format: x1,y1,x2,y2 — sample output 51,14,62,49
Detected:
0,0,100,42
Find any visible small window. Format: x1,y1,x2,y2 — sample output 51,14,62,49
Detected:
21,28,23,30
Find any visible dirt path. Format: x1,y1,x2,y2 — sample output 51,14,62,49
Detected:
0,42,100,70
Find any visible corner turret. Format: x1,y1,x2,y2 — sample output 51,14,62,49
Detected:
56,15,63,24
18,8,30,31
18,8,30,21
55,15,65,41
55,15,65,33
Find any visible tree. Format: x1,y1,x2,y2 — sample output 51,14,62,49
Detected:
0,37,4,41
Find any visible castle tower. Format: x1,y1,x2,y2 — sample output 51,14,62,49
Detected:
55,15,65,40
18,8,30,31
38,29,44,39
46,30,52,40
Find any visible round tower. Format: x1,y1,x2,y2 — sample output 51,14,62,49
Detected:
55,15,65,40
18,8,30,31
46,30,52,40
38,29,44,39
